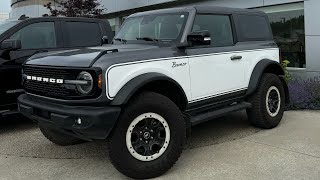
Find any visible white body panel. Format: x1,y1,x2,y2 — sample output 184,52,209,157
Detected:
106,48,279,103
106,58,191,100
189,51,245,102
189,48,279,102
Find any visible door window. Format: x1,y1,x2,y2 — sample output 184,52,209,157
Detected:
192,14,234,47
9,22,57,49
63,22,102,47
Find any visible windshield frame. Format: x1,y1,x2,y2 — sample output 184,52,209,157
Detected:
114,12,190,46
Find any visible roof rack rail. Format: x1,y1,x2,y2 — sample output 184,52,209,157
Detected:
18,15,29,20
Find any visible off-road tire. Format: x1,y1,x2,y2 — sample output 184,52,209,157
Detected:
247,73,285,129
39,124,84,146
108,92,186,179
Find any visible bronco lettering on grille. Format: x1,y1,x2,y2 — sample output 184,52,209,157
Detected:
26,75,64,84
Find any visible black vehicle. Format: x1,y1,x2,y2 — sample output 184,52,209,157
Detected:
0,16,113,117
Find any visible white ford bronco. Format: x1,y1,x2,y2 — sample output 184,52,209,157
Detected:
18,6,289,179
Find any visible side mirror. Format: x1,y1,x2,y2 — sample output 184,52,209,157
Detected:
101,36,108,45
1,39,22,50
187,31,211,46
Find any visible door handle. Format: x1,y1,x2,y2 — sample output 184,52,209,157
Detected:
230,55,242,61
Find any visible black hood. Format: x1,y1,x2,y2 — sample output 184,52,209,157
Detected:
26,44,159,67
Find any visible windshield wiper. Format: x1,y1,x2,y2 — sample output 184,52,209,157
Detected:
114,38,127,43
136,37,159,42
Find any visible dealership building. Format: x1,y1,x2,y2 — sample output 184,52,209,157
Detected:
0,13,9,21
9,0,320,79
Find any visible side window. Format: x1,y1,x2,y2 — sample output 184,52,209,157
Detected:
236,15,272,41
9,22,57,49
63,22,102,47
192,14,234,47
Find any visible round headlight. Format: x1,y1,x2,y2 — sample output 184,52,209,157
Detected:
76,71,93,95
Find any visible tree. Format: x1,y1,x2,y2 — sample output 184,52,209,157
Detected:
44,0,105,18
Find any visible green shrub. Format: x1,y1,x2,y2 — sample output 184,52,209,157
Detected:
281,60,291,83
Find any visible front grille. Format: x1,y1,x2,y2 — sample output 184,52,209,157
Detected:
24,66,71,80
24,80,75,98
23,66,99,99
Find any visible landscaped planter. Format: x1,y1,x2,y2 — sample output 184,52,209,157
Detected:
287,77,320,110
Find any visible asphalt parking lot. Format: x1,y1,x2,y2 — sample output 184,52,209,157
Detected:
0,110,319,180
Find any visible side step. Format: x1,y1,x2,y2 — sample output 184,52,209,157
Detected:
190,102,252,126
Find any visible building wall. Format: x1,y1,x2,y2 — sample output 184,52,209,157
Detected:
101,0,176,14
305,0,320,72
0,13,9,21
10,0,55,18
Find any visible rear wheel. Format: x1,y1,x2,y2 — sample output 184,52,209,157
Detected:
108,92,186,179
247,73,285,129
39,125,84,146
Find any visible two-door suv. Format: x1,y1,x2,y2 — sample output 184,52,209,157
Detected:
0,16,113,118
18,6,289,179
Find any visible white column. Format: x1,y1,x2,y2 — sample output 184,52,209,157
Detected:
304,0,320,72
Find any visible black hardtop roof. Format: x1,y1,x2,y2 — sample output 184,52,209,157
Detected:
129,5,265,18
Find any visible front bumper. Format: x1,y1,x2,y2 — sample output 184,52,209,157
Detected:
18,94,121,140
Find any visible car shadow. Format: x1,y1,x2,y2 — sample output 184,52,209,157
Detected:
186,110,260,149
0,114,36,135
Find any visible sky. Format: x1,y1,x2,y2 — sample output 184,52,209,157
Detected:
0,0,11,13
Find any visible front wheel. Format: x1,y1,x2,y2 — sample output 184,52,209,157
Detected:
247,73,285,129
108,92,186,179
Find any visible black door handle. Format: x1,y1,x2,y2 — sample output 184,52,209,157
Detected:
231,55,242,60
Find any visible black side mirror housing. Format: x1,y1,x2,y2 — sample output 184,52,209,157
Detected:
187,30,211,46
1,39,22,51
101,36,109,45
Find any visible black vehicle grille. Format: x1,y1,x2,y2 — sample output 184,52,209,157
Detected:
24,66,70,80
24,80,75,98
23,66,86,99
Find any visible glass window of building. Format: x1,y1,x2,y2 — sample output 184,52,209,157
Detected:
257,3,305,68
107,18,116,36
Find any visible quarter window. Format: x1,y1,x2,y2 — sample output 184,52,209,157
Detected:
236,15,272,41
9,22,57,49
192,14,234,47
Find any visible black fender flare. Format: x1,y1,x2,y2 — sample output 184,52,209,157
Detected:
246,59,289,103
110,73,188,106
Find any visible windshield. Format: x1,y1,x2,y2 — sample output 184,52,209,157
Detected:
115,13,189,44
0,21,19,34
